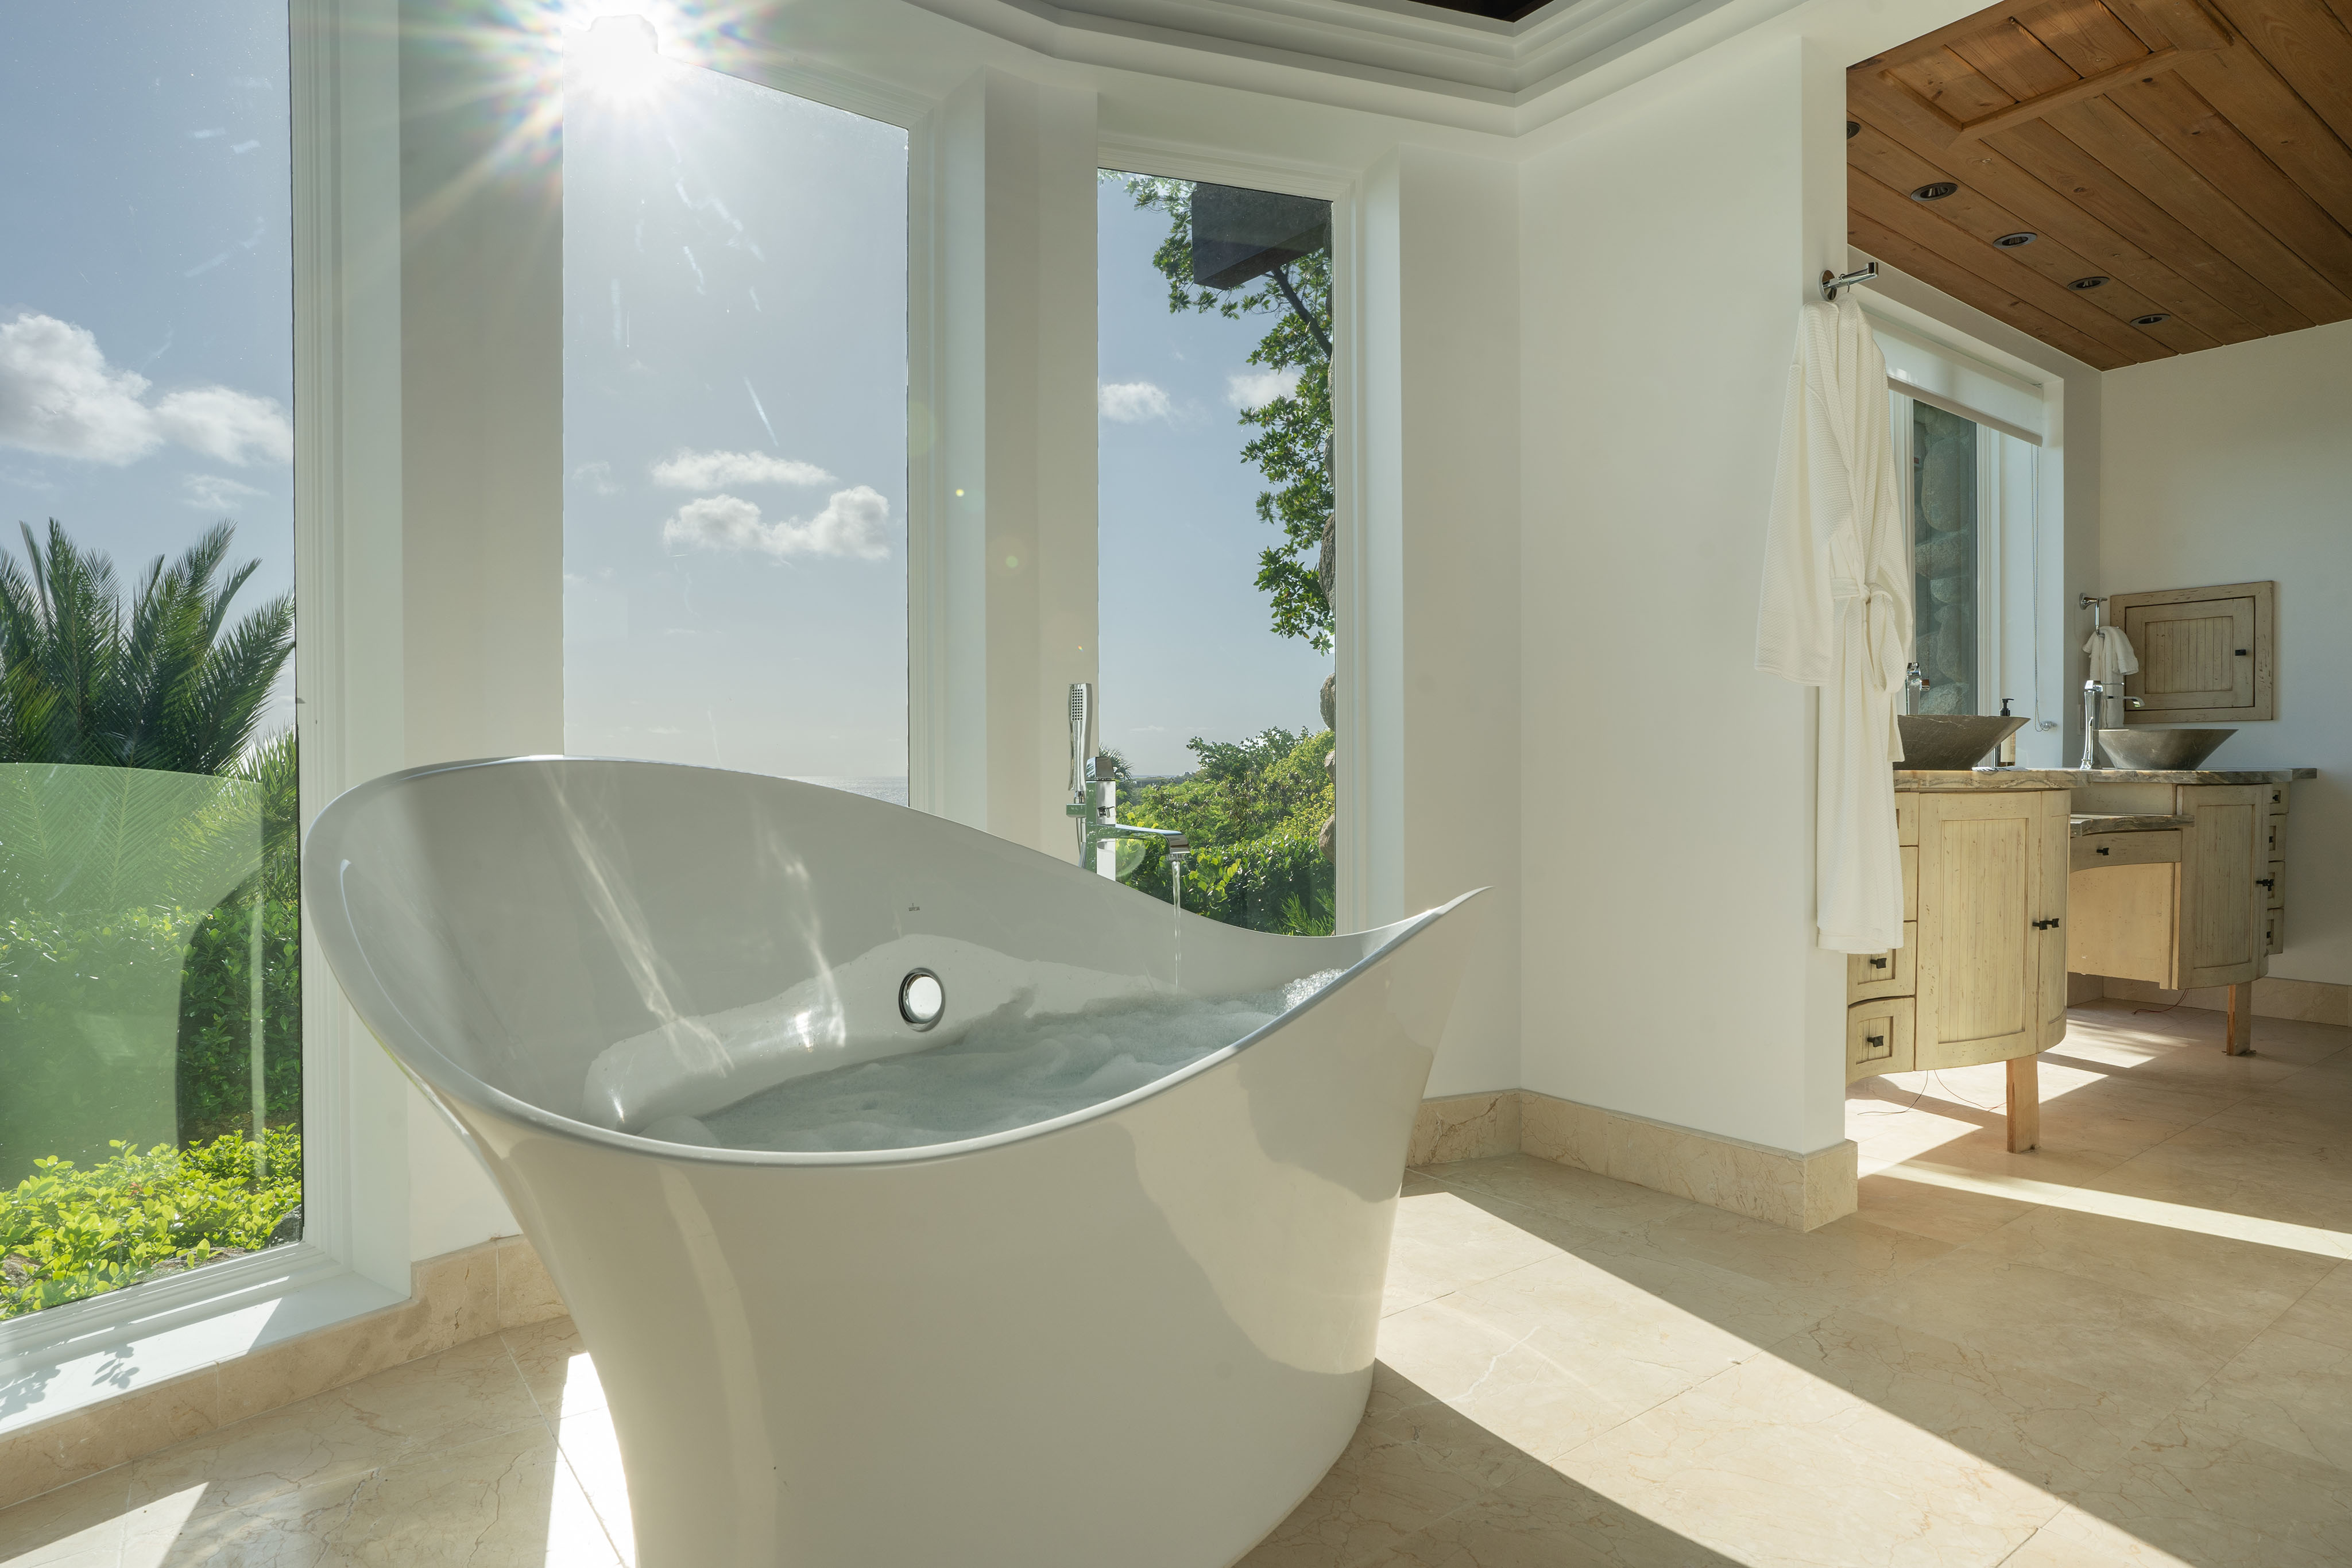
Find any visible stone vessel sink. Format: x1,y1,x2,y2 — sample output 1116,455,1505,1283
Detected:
1897,714,2032,771
2095,728,2235,769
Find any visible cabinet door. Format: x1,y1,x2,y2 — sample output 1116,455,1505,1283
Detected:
2177,784,2266,989
2113,581,2273,723
1914,792,2046,1070
2033,791,2071,1050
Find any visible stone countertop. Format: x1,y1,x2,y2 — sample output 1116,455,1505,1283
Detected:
1894,767,2318,791
2071,812,2193,837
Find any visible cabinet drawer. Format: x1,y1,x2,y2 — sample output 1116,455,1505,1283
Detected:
2071,830,2182,873
2265,814,2285,857
1847,999,1916,1082
2263,860,2284,909
2267,784,2289,815
1901,845,1917,921
1848,923,1918,1002
2266,907,2285,954
1895,792,1918,847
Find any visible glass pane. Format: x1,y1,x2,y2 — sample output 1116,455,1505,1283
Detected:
1096,173,1336,934
562,29,909,805
0,3,303,1320
1912,402,1979,716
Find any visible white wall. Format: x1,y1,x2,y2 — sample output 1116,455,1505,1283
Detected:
2100,320,2352,987
1515,36,1853,1158
1351,147,1523,1095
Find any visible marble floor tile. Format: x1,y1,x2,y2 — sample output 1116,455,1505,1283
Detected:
2036,1415,2352,1568
551,1404,633,1567
1955,1202,2340,1321
1547,1351,2063,1568
1372,1254,1777,1463
1376,1462,1748,1567
1413,1156,1699,1240
500,1318,608,1424
2272,1261,2352,1349
1766,1307,2168,1496
0,1472,132,1568
118,1332,545,1518
1602,1203,1953,1303
1853,1170,2037,1245
2172,1327,2352,1472
1848,1249,2258,1412
2087,1126,2352,1230
1379,1187,1573,1317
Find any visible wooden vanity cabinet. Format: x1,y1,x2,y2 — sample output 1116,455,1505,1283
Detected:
2068,784,2272,992
1912,789,2072,1071
1847,786,2070,1078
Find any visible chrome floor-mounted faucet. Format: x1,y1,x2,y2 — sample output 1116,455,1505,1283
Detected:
1065,684,1190,910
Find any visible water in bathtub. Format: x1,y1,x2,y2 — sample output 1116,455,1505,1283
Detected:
643,970,1343,1153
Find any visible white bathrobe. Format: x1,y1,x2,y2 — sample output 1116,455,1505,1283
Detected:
1756,293,1914,954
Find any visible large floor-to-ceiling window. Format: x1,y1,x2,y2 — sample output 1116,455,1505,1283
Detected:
1094,171,1337,932
561,20,909,803
0,2,303,1323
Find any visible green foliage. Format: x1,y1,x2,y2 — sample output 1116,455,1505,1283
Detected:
1121,726,1335,934
1111,174,1334,652
0,520,294,773
174,893,303,1147
0,1129,301,1321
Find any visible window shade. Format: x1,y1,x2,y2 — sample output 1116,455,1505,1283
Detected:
1867,315,2044,446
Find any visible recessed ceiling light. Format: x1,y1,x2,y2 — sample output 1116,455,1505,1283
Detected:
1994,231,2036,247
1910,181,1959,201
2069,276,2109,289
2132,313,2171,326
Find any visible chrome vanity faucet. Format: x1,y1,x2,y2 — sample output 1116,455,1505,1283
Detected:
1065,684,1190,910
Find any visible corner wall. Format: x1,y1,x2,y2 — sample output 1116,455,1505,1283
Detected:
2100,319,2352,986
1515,36,1852,1166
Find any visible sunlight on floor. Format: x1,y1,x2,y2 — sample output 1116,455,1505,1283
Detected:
1885,1160,2352,1260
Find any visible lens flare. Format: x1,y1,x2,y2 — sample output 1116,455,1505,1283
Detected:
569,12,671,109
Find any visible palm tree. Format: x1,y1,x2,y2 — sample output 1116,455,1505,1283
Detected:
0,520,293,774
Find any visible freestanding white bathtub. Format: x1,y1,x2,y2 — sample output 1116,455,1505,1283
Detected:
304,757,1483,1568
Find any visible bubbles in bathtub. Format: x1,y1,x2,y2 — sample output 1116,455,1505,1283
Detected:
696,969,1348,1153
639,1114,719,1147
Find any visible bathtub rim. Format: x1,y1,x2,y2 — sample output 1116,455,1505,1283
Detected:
306,753,1486,1171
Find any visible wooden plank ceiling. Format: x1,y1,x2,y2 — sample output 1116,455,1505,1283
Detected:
1849,0,2352,367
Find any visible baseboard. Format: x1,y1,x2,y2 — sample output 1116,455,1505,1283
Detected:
1411,1091,1856,1233
0,1235,564,1512
2094,974,2351,1027
1408,1091,1523,1164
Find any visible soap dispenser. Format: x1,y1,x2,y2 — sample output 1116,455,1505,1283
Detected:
1997,698,2018,766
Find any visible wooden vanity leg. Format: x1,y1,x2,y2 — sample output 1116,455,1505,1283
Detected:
2006,1056,2041,1153
2225,983,2255,1055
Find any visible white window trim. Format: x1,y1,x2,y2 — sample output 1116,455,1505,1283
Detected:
1086,135,1364,924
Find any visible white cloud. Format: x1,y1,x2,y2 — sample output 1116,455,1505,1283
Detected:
153,385,292,465
0,313,163,463
662,486,893,561
182,473,266,512
1226,367,1301,411
572,459,620,495
1098,381,1172,423
651,448,834,489
0,313,293,467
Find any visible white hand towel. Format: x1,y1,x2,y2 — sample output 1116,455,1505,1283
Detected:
2085,624,2139,687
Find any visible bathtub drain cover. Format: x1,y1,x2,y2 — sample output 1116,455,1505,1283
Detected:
900,970,945,1031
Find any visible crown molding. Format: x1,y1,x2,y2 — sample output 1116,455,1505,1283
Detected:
899,0,1811,135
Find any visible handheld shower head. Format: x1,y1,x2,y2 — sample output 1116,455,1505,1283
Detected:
1067,684,1092,799
1069,683,1089,729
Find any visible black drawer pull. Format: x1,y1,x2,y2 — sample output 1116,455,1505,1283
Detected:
2096,845,2111,855
1864,1034,1886,1051
2235,648,2249,656
2257,877,2276,889
2031,917,2063,930
1870,957,1888,970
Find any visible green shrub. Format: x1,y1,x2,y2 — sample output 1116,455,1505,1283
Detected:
0,1128,300,1321
174,893,303,1147
1121,726,1336,935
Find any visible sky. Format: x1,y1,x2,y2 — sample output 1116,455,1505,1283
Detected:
562,36,911,790
0,3,297,740
1096,176,1335,777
